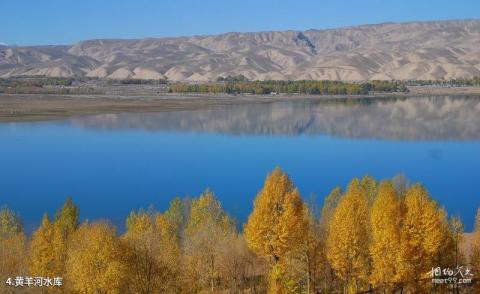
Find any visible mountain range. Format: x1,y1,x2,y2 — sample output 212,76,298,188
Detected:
1,19,480,81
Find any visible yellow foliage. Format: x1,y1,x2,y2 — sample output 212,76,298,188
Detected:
28,198,80,287
66,221,127,294
399,184,446,292
29,214,57,277
244,168,307,293
155,213,181,256
1,174,474,293
0,207,27,294
244,168,307,262
186,189,234,236
370,181,403,290
361,175,378,205
184,189,236,292
326,178,370,293
319,186,342,234
471,208,480,290
122,209,181,293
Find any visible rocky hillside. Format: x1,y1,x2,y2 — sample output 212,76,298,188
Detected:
1,20,480,81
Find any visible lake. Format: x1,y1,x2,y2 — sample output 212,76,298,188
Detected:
1,96,479,232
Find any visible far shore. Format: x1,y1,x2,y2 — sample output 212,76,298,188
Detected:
1,86,480,123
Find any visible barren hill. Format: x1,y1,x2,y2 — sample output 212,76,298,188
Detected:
1,19,480,81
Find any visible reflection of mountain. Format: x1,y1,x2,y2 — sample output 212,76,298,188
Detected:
72,97,480,140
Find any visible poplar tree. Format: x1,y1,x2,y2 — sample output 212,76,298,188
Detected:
29,198,80,284
52,197,79,276
360,175,377,205
319,187,342,233
29,214,56,277
66,221,127,294
399,184,446,292
244,168,307,293
449,216,464,268
300,207,324,294
326,178,370,293
0,207,26,294
54,197,79,234
184,189,236,292
370,181,403,291
123,209,165,294
319,187,343,293
471,208,480,292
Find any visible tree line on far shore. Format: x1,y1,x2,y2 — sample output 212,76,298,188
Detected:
2,76,480,97
169,80,409,95
1,168,480,293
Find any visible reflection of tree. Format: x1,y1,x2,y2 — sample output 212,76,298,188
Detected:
73,97,480,140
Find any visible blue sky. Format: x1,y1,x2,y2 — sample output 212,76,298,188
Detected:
1,0,480,45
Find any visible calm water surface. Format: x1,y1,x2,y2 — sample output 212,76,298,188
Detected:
1,96,479,231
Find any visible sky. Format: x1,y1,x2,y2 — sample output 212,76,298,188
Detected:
1,0,480,46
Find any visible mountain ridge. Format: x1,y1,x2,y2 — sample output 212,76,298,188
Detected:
1,19,480,81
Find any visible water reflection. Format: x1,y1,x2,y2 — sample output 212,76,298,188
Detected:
72,96,480,140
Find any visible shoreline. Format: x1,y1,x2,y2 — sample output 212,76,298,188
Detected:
1,86,480,123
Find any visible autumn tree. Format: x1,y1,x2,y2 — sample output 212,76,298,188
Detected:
155,213,182,290
184,189,236,292
54,197,79,235
447,216,464,268
299,206,324,294
361,175,377,205
319,187,342,232
369,181,403,292
122,209,180,294
52,197,79,276
162,197,190,244
29,214,56,278
244,168,307,293
216,234,264,293
0,207,27,294
66,221,128,294
318,187,343,293
326,178,370,293
391,173,411,196
441,215,465,294
28,197,80,286
471,208,480,292
399,184,446,292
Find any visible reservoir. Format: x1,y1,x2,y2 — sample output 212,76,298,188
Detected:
1,96,479,231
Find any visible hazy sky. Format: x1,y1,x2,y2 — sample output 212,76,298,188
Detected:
1,0,480,45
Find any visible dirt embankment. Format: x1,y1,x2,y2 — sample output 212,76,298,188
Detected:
1,86,480,123
0,94,283,122
407,86,480,96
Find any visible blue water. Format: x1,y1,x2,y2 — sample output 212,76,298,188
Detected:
1,97,479,231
